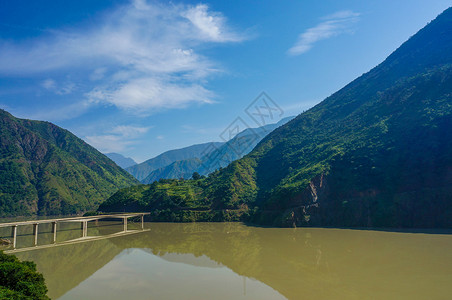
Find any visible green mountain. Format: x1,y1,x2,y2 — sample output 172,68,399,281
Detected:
125,142,224,181
105,152,136,169
100,8,452,228
142,158,203,183
0,110,139,217
141,117,294,184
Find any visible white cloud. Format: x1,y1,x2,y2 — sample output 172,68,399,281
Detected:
90,68,107,81
41,78,75,95
21,100,92,121
110,125,150,137
322,10,360,20
85,124,151,153
85,135,130,153
0,1,245,114
182,4,243,42
86,76,214,113
56,82,75,95
42,79,56,90
288,10,360,56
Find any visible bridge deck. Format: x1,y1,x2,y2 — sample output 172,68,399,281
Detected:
0,213,150,227
0,212,150,250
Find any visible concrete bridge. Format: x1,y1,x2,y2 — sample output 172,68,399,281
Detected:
0,213,150,253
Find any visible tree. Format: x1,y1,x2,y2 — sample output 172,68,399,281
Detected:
0,251,49,299
191,172,201,180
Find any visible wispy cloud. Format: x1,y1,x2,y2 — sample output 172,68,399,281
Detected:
85,125,151,153
41,78,75,95
90,68,107,81
0,0,246,115
20,100,92,122
182,4,243,42
110,125,151,137
42,79,56,90
85,135,131,153
86,77,214,112
288,10,360,56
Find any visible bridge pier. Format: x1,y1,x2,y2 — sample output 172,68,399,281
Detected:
81,221,88,238
141,215,144,230
33,224,39,246
11,225,17,249
123,217,128,232
52,222,57,243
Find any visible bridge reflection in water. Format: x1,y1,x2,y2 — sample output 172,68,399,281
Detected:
0,213,150,254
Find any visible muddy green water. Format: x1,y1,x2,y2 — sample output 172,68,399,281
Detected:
7,222,452,299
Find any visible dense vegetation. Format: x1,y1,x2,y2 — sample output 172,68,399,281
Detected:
0,110,139,217
99,177,250,221
0,251,49,299
102,8,452,227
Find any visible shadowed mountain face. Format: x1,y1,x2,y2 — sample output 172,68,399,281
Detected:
141,117,294,184
15,223,452,300
126,142,225,181
0,110,139,217
101,8,452,228
141,157,203,183
105,153,136,169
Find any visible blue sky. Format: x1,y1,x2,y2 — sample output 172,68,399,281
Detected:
0,0,450,162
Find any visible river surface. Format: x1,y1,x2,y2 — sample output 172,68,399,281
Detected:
4,222,452,299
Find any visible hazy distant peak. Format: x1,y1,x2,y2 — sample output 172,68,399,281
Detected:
105,153,137,169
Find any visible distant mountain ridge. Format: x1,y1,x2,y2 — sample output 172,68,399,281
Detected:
0,110,139,216
142,116,294,184
105,153,136,169
126,142,224,181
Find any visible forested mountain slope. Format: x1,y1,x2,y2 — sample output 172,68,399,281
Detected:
0,110,139,216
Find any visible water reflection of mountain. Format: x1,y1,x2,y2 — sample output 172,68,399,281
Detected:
15,223,452,300
159,253,223,269
16,238,121,299
14,222,136,299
